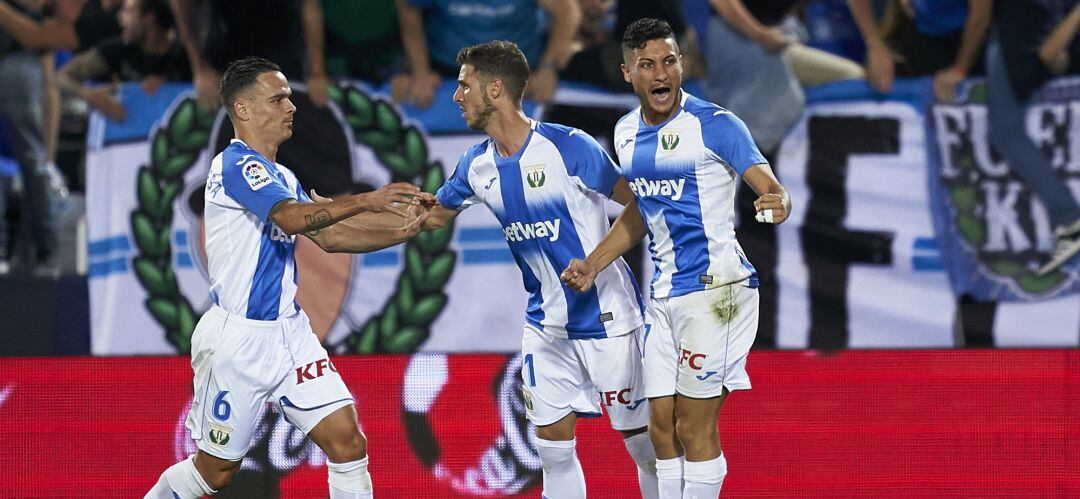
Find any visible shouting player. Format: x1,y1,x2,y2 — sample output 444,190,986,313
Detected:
146,57,431,499
562,19,791,498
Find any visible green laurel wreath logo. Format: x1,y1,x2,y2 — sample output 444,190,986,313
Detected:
944,82,1067,294
130,83,455,354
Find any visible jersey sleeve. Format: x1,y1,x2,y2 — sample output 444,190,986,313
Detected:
436,153,480,210
563,130,621,197
702,111,767,175
222,159,297,222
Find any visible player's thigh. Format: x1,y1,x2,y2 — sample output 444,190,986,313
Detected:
643,299,679,400
520,326,600,428
274,312,354,436
577,329,649,431
670,283,758,399
188,311,287,461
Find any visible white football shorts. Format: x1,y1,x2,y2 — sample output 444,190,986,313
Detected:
520,325,650,431
644,280,759,399
186,305,354,461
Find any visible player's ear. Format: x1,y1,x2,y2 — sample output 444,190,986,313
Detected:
621,64,631,83
487,78,503,101
233,99,249,121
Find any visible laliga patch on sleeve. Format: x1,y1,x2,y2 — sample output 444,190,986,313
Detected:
242,161,273,191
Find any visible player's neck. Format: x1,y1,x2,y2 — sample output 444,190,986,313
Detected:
236,132,279,163
641,88,682,126
485,110,532,158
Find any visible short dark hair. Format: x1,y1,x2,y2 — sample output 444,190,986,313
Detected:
621,18,676,51
141,0,174,30
456,40,530,103
219,57,281,116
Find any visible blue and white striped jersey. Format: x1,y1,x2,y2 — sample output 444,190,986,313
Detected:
203,139,311,320
437,121,644,340
614,91,765,299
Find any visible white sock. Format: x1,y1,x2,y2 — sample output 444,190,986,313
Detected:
623,432,660,499
327,456,373,498
144,455,216,499
535,437,586,499
683,454,727,499
655,456,684,499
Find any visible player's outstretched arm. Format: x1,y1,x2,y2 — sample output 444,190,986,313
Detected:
743,163,791,224
301,190,431,253
269,182,428,236
561,198,647,292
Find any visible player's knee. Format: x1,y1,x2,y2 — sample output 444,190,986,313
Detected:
674,416,716,446
202,463,241,491
194,452,242,491
324,428,367,462
535,437,579,473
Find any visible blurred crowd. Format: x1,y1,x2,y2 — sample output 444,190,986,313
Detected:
0,0,1078,277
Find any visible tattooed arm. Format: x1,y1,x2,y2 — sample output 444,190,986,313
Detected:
267,182,429,236
297,190,431,253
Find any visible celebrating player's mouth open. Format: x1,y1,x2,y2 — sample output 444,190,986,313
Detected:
561,18,791,498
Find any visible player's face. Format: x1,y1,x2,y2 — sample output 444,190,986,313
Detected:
622,38,683,122
453,64,496,131
246,71,297,143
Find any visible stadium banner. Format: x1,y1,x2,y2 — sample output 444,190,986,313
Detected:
928,78,1080,301
86,80,1079,355
1,352,1077,497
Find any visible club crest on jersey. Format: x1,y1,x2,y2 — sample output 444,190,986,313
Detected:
208,423,232,446
660,129,681,151
243,161,273,191
524,164,546,189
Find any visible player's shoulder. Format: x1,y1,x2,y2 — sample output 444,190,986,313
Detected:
455,138,492,173
535,121,601,150
683,93,745,130
220,140,271,172
614,108,640,135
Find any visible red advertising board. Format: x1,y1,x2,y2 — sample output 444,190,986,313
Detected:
1,351,1077,497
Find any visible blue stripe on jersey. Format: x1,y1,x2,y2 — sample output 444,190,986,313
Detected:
738,251,759,288
496,139,607,339
247,224,289,320
663,168,708,295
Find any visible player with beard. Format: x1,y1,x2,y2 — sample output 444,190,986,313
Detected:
562,18,791,498
414,40,660,498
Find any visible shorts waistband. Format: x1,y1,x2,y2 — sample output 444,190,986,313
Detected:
206,305,304,330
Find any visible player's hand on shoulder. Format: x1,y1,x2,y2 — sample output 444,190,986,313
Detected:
561,258,597,293
357,182,424,217
753,192,790,224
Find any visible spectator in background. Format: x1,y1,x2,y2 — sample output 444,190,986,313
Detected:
0,0,72,275
395,0,581,107
557,0,704,89
704,0,865,154
987,0,1080,275
169,0,328,109
849,0,992,101
55,0,189,122
323,0,401,85
0,0,120,52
